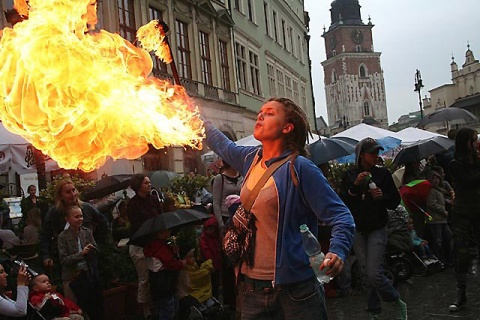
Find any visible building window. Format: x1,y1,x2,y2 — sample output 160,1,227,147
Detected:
273,11,278,42
332,69,337,83
267,63,276,96
118,0,136,43
332,50,336,56
364,101,370,115
281,19,286,49
199,31,212,85
175,19,192,79
236,43,247,90
285,75,292,98
247,0,254,22
288,27,294,53
277,69,285,97
234,0,240,10
293,80,299,104
359,64,367,78
301,85,307,108
148,6,167,73
263,2,269,36
249,51,260,95
470,85,474,95
219,40,230,91
356,45,362,52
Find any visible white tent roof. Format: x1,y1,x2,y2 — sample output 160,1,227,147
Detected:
0,122,29,145
332,123,399,140
395,127,445,146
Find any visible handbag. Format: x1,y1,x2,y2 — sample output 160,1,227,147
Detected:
222,154,294,267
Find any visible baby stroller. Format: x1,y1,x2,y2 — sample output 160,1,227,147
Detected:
178,259,223,319
385,205,414,284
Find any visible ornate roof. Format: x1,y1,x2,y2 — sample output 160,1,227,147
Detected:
330,0,363,27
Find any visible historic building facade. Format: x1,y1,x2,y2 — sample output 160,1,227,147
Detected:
422,45,480,134
321,0,388,135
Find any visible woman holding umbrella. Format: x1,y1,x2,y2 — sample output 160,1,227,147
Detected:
203,97,354,319
448,128,480,312
126,174,163,320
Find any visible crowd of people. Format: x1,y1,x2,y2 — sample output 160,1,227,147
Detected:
0,98,479,320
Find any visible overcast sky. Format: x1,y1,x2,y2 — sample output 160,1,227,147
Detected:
304,0,480,125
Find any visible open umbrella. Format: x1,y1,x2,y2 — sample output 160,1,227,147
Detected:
308,138,356,165
393,136,454,166
416,107,477,129
127,209,211,246
399,180,433,238
149,170,179,188
83,174,132,200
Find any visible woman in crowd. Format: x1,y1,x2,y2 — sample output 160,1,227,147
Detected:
127,174,163,320
204,97,354,319
448,127,480,312
40,179,108,272
0,262,29,318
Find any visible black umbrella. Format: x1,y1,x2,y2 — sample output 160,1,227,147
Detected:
149,170,179,188
127,209,211,247
308,138,356,165
416,107,477,129
83,174,132,200
393,136,454,166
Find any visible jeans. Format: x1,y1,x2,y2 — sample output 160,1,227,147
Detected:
427,223,452,263
240,277,327,320
353,228,399,313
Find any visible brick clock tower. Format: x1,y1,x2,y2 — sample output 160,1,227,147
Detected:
321,0,388,134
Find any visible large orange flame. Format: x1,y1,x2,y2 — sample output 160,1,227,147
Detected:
0,0,204,172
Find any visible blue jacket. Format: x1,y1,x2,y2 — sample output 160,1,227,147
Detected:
205,122,355,285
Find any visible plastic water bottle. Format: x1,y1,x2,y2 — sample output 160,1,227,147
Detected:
300,224,332,284
368,174,377,189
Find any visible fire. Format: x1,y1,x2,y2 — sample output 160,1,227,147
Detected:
0,0,204,172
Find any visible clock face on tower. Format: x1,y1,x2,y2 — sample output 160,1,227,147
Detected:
351,29,364,44
330,35,337,49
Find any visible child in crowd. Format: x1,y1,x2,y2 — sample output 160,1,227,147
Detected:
111,200,130,243
29,273,84,320
426,171,452,266
144,228,185,320
407,218,436,265
23,208,42,244
178,248,216,320
57,205,103,320
199,216,221,299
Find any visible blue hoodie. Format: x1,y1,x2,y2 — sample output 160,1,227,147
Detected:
205,122,355,285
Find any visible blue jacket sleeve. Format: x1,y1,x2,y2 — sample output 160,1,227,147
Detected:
204,121,258,176
297,159,355,261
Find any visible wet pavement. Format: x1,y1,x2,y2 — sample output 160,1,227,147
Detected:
327,262,480,320
126,261,480,319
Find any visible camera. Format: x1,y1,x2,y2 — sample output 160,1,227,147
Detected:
13,260,38,277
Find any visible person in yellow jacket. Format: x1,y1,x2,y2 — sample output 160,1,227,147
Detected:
177,248,216,319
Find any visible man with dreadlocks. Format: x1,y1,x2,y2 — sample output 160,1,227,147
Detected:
203,97,354,319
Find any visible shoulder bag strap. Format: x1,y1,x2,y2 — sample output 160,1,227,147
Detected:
242,154,294,212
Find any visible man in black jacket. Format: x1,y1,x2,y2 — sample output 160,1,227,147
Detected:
341,138,407,320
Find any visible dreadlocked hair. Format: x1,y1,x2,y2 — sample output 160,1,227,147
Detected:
267,97,311,186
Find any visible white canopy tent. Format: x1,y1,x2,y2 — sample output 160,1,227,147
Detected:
332,123,400,140
0,122,59,175
395,127,445,146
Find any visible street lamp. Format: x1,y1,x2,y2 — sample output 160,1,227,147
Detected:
414,69,424,119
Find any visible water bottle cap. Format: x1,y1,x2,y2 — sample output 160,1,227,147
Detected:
299,224,309,232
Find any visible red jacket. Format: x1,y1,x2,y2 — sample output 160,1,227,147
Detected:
29,290,81,317
143,239,184,271
199,217,222,271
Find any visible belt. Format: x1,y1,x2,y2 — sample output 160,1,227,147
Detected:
241,274,276,293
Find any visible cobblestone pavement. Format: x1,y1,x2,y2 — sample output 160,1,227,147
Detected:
327,262,480,320
126,261,480,319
